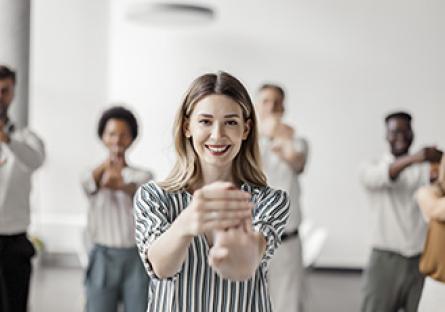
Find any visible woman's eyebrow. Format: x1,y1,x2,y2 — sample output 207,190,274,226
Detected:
197,113,213,118
196,113,241,118
224,113,241,118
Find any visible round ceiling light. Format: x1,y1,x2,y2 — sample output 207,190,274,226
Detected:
126,2,215,27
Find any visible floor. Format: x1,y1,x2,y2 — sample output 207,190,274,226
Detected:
29,265,362,312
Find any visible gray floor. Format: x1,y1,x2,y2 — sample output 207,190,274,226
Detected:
29,265,362,312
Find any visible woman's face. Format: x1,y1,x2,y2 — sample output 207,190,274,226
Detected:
185,94,251,171
101,118,133,157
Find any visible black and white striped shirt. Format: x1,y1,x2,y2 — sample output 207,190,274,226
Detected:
134,181,289,312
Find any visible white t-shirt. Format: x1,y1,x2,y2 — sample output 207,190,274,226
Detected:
260,137,309,231
81,166,153,248
360,153,430,256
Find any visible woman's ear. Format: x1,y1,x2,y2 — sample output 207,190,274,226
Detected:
242,119,252,140
183,118,191,138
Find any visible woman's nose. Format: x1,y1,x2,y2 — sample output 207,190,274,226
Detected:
210,123,224,139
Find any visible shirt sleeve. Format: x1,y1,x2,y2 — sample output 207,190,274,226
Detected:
295,137,309,158
252,187,289,265
6,129,45,171
133,181,174,280
81,170,98,196
359,158,394,191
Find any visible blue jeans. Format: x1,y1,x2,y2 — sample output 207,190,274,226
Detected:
85,244,149,312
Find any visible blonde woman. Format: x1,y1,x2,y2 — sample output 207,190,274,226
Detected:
134,71,289,311
416,155,445,312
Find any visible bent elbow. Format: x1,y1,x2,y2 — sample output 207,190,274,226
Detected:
151,265,178,280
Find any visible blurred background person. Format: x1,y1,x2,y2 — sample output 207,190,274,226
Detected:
0,65,45,312
359,111,442,312
415,154,445,312
81,106,152,312
256,84,309,312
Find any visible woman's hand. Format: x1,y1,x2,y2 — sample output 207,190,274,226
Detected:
178,181,253,237
208,219,266,281
146,181,252,279
100,156,125,190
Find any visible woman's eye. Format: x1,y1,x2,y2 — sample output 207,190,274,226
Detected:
226,120,238,126
199,119,211,125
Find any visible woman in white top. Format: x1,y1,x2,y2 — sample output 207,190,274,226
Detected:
416,155,445,312
134,71,290,312
82,106,153,312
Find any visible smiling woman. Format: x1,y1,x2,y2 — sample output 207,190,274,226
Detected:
184,94,251,179
133,71,290,311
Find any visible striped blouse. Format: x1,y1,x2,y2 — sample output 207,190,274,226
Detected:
134,181,289,312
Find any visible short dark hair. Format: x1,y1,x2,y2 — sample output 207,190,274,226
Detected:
0,65,16,84
97,106,138,140
258,83,285,99
385,111,412,124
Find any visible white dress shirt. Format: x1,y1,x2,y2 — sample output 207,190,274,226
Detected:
0,125,45,234
360,153,430,257
260,137,309,231
82,166,152,248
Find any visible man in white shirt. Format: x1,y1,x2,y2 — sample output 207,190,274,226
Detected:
256,84,309,312
0,65,45,312
360,111,442,312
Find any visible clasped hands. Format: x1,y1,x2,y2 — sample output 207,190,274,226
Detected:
180,181,264,281
93,156,126,191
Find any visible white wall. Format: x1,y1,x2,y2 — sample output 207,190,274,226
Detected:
108,0,445,267
29,0,110,252
28,0,445,267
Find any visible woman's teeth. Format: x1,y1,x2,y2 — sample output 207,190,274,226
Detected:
206,145,230,153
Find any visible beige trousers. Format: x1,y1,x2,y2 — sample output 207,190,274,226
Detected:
268,236,306,312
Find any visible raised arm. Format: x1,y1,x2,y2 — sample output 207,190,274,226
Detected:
209,189,289,280
270,124,308,173
389,147,442,180
1,129,45,171
208,220,267,281
134,182,252,279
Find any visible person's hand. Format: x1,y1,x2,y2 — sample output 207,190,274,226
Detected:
0,120,9,143
100,156,125,190
208,219,264,281
178,181,253,237
414,147,443,163
430,162,440,183
0,130,8,143
270,136,295,160
274,123,294,140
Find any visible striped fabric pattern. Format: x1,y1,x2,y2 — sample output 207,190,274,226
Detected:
82,167,153,248
134,181,289,312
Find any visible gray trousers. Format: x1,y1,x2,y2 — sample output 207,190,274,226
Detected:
85,245,149,312
361,249,424,312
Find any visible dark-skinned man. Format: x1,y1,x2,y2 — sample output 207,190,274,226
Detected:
360,111,442,312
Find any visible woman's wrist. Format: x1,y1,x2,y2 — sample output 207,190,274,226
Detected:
175,208,196,239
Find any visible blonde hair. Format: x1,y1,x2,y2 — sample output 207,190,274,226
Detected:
159,71,267,192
